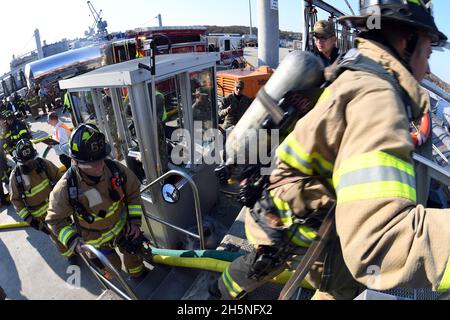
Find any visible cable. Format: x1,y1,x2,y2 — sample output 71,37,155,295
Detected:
18,33,36,54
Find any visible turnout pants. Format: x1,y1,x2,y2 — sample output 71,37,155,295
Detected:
96,244,145,278
218,241,365,300
36,216,72,257
80,227,145,277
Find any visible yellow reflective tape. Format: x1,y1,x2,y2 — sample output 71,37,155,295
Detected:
285,136,314,167
277,135,333,175
128,264,144,275
106,201,120,218
62,248,75,258
286,229,311,248
298,225,318,242
336,181,416,203
86,213,127,248
276,147,314,175
18,207,30,219
128,204,143,216
270,191,294,226
72,143,79,152
286,225,317,247
25,179,50,198
438,258,450,292
93,201,120,222
31,203,49,218
59,226,76,246
334,151,414,187
270,192,290,211
221,271,238,298
225,268,244,297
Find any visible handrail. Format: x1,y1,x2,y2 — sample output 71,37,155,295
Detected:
140,170,206,250
78,244,139,300
412,153,450,186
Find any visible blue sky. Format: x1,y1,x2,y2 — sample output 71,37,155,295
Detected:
1,0,449,81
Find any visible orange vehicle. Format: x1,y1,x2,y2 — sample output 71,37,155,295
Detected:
216,65,274,99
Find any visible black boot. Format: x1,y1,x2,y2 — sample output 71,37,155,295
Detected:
0,193,10,207
207,280,222,300
67,255,79,266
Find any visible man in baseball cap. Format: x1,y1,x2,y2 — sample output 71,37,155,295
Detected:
313,20,340,66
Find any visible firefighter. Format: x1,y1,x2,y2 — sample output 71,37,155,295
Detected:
218,80,252,130
313,20,340,67
14,92,31,117
0,111,11,205
9,139,70,257
0,143,10,207
47,112,72,169
45,124,146,279
0,109,32,156
213,0,450,300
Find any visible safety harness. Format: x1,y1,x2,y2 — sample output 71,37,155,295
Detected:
332,48,431,147
14,158,54,215
67,159,128,228
279,49,432,299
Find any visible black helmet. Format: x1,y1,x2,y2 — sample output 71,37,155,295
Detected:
63,124,111,163
340,0,447,46
14,139,37,163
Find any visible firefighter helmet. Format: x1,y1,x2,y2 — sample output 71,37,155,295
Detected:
63,124,111,163
340,0,447,46
14,139,37,163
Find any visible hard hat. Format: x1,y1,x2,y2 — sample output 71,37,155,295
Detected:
62,123,111,163
340,0,447,46
14,139,37,163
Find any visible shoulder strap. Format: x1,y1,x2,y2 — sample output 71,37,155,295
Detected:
14,167,27,202
35,158,54,188
104,159,126,192
333,48,413,121
67,167,80,210
67,166,95,225
104,159,129,215
14,166,36,215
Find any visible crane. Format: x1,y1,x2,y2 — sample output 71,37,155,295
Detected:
87,1,108,35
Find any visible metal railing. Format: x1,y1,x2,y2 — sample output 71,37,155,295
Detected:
140,170,206,250
78,244,139,300
413,153,450,186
